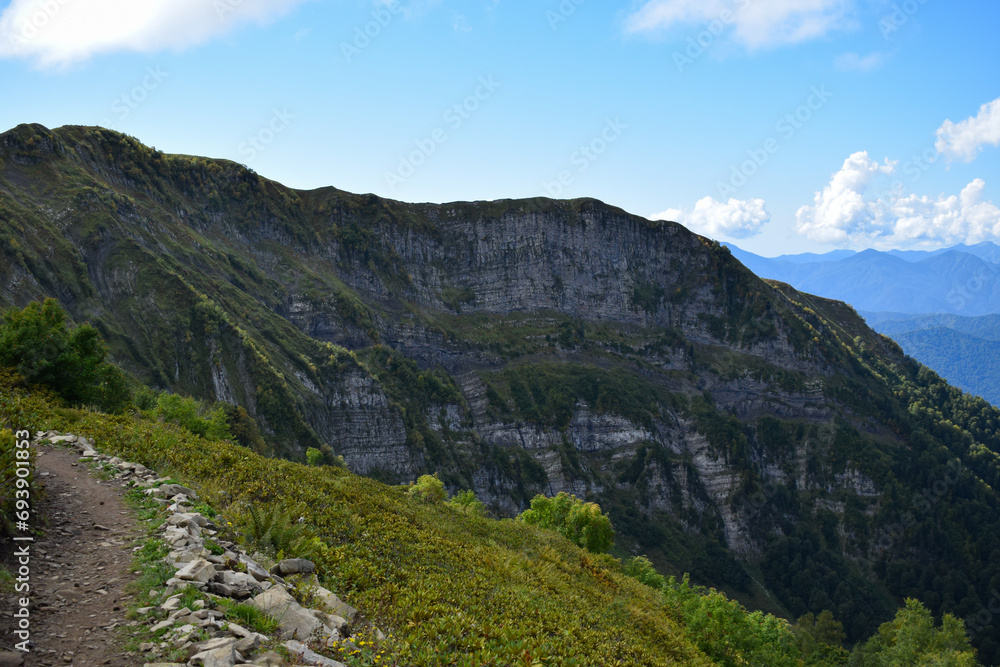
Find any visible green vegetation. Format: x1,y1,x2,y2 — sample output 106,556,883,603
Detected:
447,488,487,517
217,600,280,636
407,473,447,503
0,427,31,537
307,446,324,467
150,392,232,441
518,492,615,554
1,363,988,665
0,298,129,412
850,599,977,666
0,370,712,665
237,504,321,560
486,361,675,430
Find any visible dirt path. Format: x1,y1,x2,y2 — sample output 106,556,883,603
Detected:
6,443,142,667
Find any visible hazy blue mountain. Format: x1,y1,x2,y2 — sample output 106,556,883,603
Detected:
725,242,1000,315
726,243,1000,406
860,311,1000,406
862,311,1000,341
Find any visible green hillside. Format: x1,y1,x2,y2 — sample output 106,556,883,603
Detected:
4,124,1000,663
0,364,980,666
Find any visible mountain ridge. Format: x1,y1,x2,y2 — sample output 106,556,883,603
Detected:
5,123,1000,662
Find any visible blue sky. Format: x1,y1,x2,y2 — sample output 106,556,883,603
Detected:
1,0,999,255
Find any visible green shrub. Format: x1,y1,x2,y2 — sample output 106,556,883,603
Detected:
237,504,319,559
663,574,800,667
0,299,129,412
448,489,487,516
306,447,324,467
408,474,446,503
154,393,232,441
793,610,849,666
849,598,977,666
518,492,615,554
623,555,666,589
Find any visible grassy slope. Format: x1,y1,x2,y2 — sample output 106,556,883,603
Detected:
0,373,715,666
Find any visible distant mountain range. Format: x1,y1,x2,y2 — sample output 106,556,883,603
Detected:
726,243,1000,406
725,242,1000,316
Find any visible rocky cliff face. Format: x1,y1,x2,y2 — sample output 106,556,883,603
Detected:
6,124,1000,653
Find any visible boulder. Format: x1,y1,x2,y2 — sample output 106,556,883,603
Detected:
272,558,315,577
250,586,327,640
189,645,241,667
240,557,270,582
283,640,346,667
211,571,262,599
176,558,217,584
159,483,198,499
188,636,239,659
314,586,358,622
248,652,284,667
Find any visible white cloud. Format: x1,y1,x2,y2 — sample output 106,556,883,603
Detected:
935,97,1000,163
624,0,857,50
654,196,770,239
796,151,1000,247
0,0,309,67
834,50,888,72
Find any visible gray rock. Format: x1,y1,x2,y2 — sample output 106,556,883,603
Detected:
234,633,262,655
159,483,198,499
189,645,240,667
207,582,237,598
314,586,357,622
250,586,325,640
283,640,346,667
0,652,24,667
188,636,239,658
248,652,284,667
240,557,270,582
212,571,262,599
292,640,347,666
272,558,315,576
226,622,251,638
176,558,216,584
161,595,183,611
